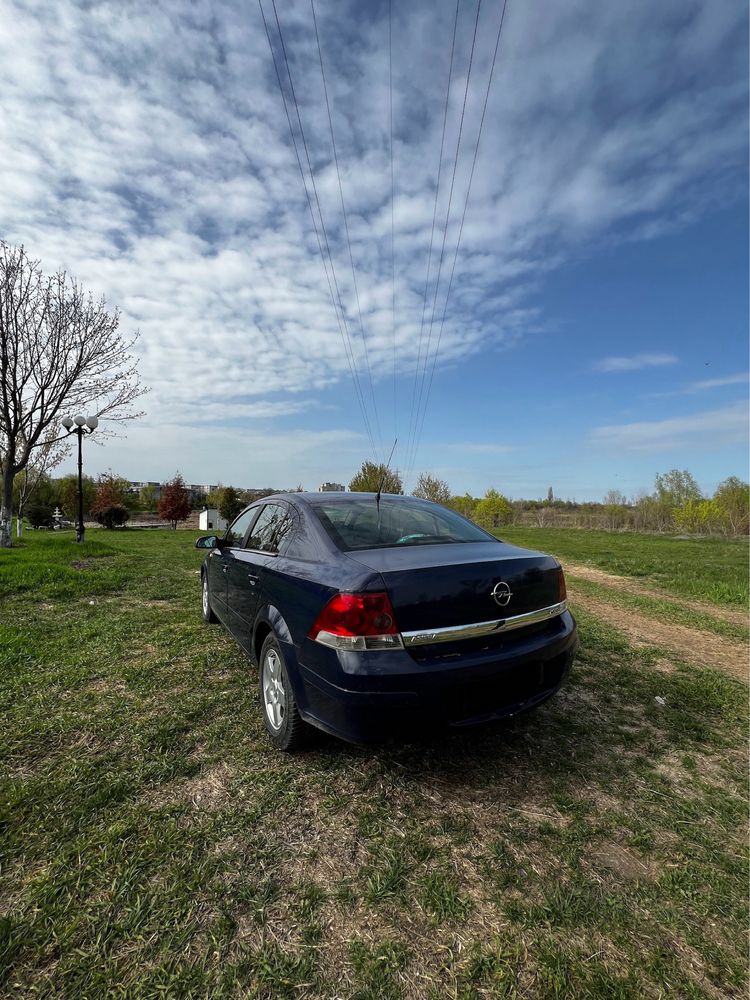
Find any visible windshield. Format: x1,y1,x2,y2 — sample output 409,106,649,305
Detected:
311,497,497,552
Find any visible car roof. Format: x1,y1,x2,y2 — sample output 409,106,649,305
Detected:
242,492,427,512
297,492,421,505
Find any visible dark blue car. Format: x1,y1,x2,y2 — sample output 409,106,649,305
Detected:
196,492,577,750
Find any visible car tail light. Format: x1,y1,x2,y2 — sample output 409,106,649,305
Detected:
308,592,403,651
557,567,567,602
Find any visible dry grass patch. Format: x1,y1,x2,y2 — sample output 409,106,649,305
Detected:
589,841,659,881
141,762,235,811
564,562,749,628
570,589,749,680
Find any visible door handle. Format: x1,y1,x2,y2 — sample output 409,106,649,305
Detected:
222,565,228,574
247,574,259,585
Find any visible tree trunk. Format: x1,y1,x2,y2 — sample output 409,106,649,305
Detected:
1,467,13,548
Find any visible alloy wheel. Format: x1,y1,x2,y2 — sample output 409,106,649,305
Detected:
262,648,286,731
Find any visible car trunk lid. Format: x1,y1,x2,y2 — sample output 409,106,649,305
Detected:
347,541,562,632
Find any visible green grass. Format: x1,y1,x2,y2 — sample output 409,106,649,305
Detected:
568,575,749,642
499,525,749,608
0,529,747,998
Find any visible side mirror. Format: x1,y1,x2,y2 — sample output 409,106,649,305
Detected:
195,535,218,550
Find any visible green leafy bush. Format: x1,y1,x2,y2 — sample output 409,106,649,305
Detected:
26,503,54,528
93,504,130,530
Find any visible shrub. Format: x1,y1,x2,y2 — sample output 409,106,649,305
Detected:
93,504,130,530
474,489,513,529
27,503,54,528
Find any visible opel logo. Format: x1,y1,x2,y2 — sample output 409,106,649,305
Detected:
491,581,512,607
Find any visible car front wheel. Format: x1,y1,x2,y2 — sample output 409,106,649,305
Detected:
201,571,218,624
259,632,309,751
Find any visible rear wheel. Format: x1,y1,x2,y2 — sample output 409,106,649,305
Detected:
201,571,218,624
259,632,309,751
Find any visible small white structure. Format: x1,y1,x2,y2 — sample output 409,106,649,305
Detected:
199,508,227,533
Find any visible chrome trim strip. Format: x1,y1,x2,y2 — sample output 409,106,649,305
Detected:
401,601,568,647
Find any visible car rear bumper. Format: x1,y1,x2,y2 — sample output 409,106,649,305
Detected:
286,610,578,744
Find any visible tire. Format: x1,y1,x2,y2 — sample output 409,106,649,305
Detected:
259,632,310,751
201,570,219,624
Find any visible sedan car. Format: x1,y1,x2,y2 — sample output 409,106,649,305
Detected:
196,492,577,750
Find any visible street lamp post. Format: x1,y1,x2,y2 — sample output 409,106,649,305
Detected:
61,414,98,543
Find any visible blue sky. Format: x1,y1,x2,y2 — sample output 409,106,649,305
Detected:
1,0,747,499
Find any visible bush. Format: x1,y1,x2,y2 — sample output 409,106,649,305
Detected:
93,504,130,530
27,503,54,528
474,489,513,529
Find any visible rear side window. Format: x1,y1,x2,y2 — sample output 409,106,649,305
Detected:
246,504,294,554
312,498,494,551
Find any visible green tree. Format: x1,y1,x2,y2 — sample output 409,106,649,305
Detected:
158,474,190,530
349,461,403,494
13,470,55,519
90,473,130,529
474,488,513,531
26,502,54,528
218,486,244,523
412,473,451,505
654,469,702,507
447,493,478,519
57,474,96,520
205,485,224,510
139,484,159,511
673,497,728,535
602,489,629,530
713,477,749,535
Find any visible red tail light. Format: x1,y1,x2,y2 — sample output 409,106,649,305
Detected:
557,567,567,602
308,592,403,651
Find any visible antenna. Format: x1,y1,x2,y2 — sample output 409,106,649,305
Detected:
376,437,398,522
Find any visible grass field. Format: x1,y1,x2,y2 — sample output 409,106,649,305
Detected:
500,526,749,609
1,527,747,999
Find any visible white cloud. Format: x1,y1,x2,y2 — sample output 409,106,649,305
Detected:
686,372,749,392
589,401,749,452
0,0,746,484
646,371,749,398
593,353,678,374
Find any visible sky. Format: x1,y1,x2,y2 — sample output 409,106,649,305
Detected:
1,0,747,501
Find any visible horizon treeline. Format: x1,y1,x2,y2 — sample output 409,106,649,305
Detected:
14,466,750,537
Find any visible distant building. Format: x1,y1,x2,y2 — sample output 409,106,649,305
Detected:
319,482,346,492
199,508,227,532
127,480,161,501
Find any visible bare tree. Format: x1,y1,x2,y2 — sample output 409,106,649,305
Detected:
14,431,66,537
0,243,146,547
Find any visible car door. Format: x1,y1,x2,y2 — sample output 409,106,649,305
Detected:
226,502,295,650
216,507,261,636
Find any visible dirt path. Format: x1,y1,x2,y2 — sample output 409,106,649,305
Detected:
569,587,748,682
563,562,748,628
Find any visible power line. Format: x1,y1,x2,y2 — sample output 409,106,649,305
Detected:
263,0,383,460
410,0,511,476
270,0,382,460
405,0,483,483
404,0,461,477
257,0,376,458
309,0,383,462
389,0,397,452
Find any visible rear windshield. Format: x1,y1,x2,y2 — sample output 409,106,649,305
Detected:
311,497,496,552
